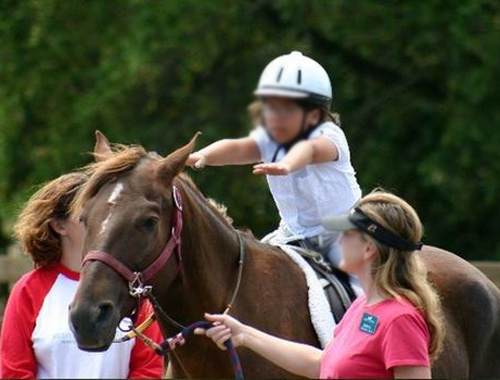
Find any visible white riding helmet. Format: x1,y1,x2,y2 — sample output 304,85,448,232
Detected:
254,51,332,108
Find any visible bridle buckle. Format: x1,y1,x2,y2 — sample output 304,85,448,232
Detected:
129,272,153,298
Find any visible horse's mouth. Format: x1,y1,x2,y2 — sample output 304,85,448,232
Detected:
69,303,123,352
77,342,113,352
69,317,117,352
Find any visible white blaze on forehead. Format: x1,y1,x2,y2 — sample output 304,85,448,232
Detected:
100,212,113,235
101,182,124,234
107,182,124,205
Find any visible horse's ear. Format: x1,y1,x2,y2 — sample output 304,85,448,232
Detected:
94,130,112,162
156,132,201,182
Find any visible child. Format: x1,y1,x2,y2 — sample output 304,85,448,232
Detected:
187,51,362,293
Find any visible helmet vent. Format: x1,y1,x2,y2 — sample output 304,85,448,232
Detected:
276,67,284,82
297,69,302,84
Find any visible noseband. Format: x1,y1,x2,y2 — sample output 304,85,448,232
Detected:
82,185,184,298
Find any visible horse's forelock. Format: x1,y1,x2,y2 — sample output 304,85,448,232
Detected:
71,144,152,216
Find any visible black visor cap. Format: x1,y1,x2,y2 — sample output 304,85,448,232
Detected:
322,207,423,252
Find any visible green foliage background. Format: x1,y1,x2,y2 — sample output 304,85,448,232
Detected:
1,0,499,259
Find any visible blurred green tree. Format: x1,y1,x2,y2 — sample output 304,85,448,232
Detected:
0,0,499,259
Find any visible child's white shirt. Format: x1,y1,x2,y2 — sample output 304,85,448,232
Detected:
250,122,362,238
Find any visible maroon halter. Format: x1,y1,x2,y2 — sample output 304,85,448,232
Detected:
82,186,184,297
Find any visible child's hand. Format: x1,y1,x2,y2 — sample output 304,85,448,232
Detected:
187,152,207,169
194,313,246,350
253,163,292,176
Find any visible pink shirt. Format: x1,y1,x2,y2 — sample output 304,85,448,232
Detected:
320,295,430,379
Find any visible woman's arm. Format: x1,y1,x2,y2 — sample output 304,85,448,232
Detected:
393,365,431,379
195,313,322,378
0,283,37,378
187,137,261,168
253,137,338,176
242,323,323,378
383,314,432,379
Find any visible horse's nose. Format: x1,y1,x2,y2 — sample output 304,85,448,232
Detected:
69,300,118,343
95,300,115,324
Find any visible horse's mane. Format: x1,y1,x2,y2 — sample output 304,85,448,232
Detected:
207,198,233,225
175,172,234,226
71,143,234,226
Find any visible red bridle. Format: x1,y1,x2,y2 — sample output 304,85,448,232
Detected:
82,185,184,298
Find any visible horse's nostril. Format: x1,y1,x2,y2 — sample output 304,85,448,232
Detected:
96,301,115,325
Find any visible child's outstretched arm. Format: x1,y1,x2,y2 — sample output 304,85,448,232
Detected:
253,137,338,176
188,138,261,169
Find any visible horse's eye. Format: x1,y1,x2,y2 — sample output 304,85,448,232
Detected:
142,218,158,231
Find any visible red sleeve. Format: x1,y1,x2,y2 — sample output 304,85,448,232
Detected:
128,300,165,378
382,313,431,370
1,276,38,378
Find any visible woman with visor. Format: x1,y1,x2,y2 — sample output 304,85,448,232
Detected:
195,190,445,379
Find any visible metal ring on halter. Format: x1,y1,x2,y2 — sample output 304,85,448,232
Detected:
129,272,153,298
117,317,135,334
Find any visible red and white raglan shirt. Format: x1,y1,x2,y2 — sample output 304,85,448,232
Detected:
0,263,164,378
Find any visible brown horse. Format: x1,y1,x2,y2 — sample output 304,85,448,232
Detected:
69,132,500,378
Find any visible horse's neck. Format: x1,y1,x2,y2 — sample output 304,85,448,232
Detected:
158,180,320,378
157,182,240,331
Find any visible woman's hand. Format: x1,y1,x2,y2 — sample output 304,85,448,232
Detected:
194,313,246,350
253,163,292,176
186,152,207,169
195,312,323,378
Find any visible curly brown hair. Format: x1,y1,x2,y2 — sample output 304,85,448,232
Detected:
14,172,88,267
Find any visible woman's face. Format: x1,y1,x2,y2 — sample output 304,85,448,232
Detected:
338,230,373,274
61,217,86,252
262,97,319,144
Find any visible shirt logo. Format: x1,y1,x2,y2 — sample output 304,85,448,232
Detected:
359,312,379,335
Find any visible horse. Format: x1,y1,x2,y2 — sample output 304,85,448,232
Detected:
69,131,500,378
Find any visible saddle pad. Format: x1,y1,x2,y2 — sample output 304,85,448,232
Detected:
273,244,336,348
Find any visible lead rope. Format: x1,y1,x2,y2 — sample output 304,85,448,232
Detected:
125,231,246,379
152,321,243,380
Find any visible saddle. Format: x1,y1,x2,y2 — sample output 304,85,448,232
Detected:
287,244,357,323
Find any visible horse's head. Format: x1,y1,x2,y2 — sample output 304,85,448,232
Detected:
69,131,198,351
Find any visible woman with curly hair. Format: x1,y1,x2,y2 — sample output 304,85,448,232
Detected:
0,173,163,378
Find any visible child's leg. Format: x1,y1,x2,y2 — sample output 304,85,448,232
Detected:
304,231,341,266
262,222,305,246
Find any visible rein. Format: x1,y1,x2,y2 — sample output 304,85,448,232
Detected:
81,184,245,379
138,319,243,380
